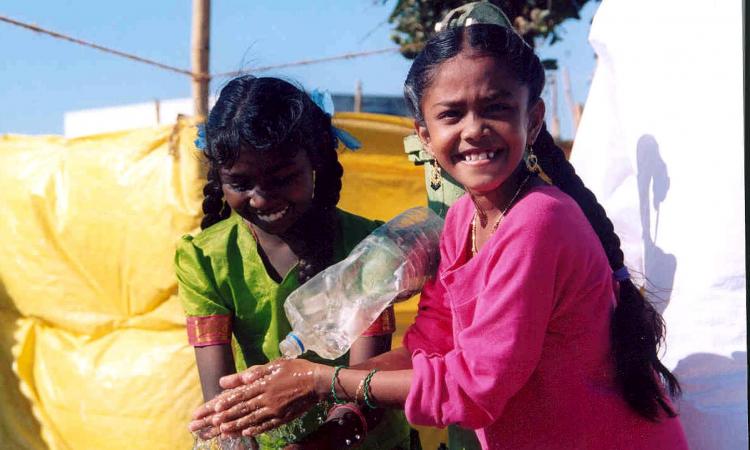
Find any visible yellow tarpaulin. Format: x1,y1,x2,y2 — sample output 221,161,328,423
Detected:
0,113,446,449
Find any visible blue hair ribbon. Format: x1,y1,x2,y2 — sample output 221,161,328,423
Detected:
309,89,362,151
194,123,207,151
332,127,362,151
310,89,335,116
613,266,630,282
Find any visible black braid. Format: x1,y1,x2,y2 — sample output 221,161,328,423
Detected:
295,99,343,284
200,166,230,230
533,126,681,419
533,127,624,267
405,22,681,421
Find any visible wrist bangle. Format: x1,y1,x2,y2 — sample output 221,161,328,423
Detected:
327,403,369,436
362,368,379,409
355,375,367,405
330,365,347,404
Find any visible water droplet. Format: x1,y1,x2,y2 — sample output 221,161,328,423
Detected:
345,439,352,445
354,434,361,440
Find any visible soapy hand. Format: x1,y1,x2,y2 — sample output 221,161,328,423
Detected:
190,359,322,438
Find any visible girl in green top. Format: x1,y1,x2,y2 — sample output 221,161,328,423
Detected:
175,76,414,449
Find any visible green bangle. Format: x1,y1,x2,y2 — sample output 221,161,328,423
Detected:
330,365,347,404
362,368,379,409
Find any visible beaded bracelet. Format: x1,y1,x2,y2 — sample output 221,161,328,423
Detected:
330,365,347,404
362,368,379,409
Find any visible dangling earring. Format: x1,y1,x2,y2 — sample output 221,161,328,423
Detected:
429,160,442,190
524,145,540,173
524,145,553,184
311,170,317,200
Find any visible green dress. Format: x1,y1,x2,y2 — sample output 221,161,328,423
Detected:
175,209,412,449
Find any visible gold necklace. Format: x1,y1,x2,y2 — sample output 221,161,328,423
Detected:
471,174,531,255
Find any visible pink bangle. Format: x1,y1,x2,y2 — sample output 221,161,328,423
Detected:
327,402,368,435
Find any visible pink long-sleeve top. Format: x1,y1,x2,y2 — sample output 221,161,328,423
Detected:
403,185,687,450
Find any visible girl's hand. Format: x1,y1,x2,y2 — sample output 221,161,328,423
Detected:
189,409,223,440
188,364,270,434
192,359,324,438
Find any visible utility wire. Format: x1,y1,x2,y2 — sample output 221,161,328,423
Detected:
0,14,208,80
1,14,405,81
213,47,400,78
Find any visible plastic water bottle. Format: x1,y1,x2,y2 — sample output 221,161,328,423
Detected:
279,207,444,359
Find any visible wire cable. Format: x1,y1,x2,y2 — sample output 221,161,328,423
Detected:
212,47,400,78
0,14,208,80
1,14,409,81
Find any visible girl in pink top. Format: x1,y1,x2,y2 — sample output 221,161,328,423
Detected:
189,4,688,449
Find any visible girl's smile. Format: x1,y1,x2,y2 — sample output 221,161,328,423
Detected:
255,205,290,223
219,149,315,235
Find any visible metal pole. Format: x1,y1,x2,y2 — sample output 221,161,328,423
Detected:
548,71,560,140
354,80,363,113
191,0,210,120
561,67,582,135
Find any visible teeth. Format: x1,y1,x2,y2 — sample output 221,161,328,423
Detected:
463,152,494,162
258,206,289,222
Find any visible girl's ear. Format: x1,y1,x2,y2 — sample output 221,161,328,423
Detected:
527,99,546,146
415,120,432,154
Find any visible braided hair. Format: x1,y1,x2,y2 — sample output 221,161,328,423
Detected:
404,24,680,421
200,75,344,283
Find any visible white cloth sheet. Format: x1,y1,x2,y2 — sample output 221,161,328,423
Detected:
571,1,746,448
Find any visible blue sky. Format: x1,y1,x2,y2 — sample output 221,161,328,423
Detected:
0,1,599,139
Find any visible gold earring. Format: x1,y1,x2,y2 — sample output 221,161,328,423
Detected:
429,160,442,190
524,145,553,184
524,145,540,173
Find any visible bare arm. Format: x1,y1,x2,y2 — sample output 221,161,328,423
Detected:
348,334,392,365
313,365,413,410
350,346,413,371
194,344,236,401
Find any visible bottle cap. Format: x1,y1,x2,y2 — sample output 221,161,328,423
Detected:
279,332,305,359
